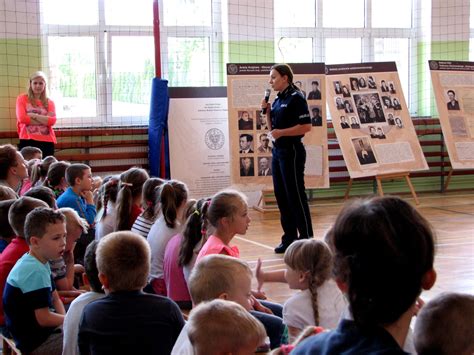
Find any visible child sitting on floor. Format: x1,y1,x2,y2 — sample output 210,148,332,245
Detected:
4,208,66,354
188,299,267,355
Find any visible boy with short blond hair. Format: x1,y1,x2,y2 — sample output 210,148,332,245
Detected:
188,299,267,355
4,208,66,354
414,292,474,355
78,231,184,355
172,255,261,355
0,196,48,327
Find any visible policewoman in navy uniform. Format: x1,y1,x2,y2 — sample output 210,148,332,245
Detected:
261,64,314,253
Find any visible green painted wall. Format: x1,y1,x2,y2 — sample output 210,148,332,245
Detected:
0,38,42,131
228,41,275,63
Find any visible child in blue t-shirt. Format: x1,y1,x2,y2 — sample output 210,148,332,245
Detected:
3,207,67,354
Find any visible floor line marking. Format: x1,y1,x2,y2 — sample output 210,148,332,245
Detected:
234,236,275,251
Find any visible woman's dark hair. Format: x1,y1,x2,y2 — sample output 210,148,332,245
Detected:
328,196,435,328
178,198,210,267
271,63,301,92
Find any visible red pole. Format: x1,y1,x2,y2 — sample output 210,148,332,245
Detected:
153,0,162,78
153,0,166,178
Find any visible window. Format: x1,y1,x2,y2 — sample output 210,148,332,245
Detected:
274,0,417,112
470,0,474,60
40,0,220,126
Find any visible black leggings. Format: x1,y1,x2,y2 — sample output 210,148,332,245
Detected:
18,139,55,157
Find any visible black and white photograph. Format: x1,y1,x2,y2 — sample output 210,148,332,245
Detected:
380,79,390,92
333,81,342,94
358,77,367,89
255,110,269,130
257,156,272,176
392,98,402,110
352,137,377,165
342,85,351,97
353,93,386,124
369,125,378,138
395,117,404,128
257,132,272,153
376,127,386,139
238,110,253,130
446,89,461,110
239,133,254,154
310,105,323,127
350,116,360,129
344,100,354,113
367,75,377,89
340,115,350,129
388,81,396,94
240,156,254,176
382,96,392,109
387,113,395,125
295,80,306,97
307,80,321,100
350,77,360,91
335,96,345,110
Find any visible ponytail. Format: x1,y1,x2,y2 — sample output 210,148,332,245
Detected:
159,180,188,229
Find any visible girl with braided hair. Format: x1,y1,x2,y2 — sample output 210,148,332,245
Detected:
256,239,345,341
95,176,119,240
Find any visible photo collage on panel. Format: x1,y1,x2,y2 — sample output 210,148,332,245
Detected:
238,108,272,177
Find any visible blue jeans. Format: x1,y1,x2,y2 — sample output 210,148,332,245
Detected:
251,301,286,349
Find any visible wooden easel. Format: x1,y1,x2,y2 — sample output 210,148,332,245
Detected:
253,189,279,213
345,172,420,205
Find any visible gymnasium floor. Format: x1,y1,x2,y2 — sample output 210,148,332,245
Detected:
236,191,474,304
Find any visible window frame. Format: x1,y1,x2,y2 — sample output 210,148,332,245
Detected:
274,0,419,114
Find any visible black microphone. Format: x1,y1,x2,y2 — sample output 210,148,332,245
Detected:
262,89,271,114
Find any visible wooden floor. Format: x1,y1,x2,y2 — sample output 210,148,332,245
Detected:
235,191,474,304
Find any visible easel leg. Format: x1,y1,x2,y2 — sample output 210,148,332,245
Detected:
344,178,353,200
404,175,420,205
376,177,384,197
443,169,454,192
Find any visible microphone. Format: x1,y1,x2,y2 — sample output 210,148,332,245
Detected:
262,89,271,114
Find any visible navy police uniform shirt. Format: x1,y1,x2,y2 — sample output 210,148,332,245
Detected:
271,85,311,148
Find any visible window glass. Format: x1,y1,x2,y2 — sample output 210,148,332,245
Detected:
374,38,410,99
41,0,98,25
274,0,315,27
47,36,97,119
163,0,212,26
276,38,313,63
168,37,210,86
325,38,362,64
104,0,153,26
323,0,364,28
111,36,155,118
372,0,412,28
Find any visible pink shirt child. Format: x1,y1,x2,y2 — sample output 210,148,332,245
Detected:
195,235,240,264
163,234,191,304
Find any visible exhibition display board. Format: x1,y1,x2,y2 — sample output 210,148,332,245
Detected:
226,63,329,189
168,87,230,199
326,62,428,180
430,60,474,170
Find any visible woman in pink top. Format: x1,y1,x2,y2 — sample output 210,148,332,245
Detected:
16,71,57,157
195,190,250,264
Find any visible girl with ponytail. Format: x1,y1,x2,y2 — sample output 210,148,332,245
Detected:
115,167,149,231
147,180,188,296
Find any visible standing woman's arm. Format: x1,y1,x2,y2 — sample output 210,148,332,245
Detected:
29,99,57,126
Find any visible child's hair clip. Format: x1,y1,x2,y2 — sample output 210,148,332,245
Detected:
193,209,200,216
280,344,295,354
121,182,133,187
314,326,324,334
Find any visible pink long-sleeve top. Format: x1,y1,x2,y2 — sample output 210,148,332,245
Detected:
16,94,57,143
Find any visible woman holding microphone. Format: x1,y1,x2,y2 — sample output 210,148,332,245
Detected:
261,64,313,253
